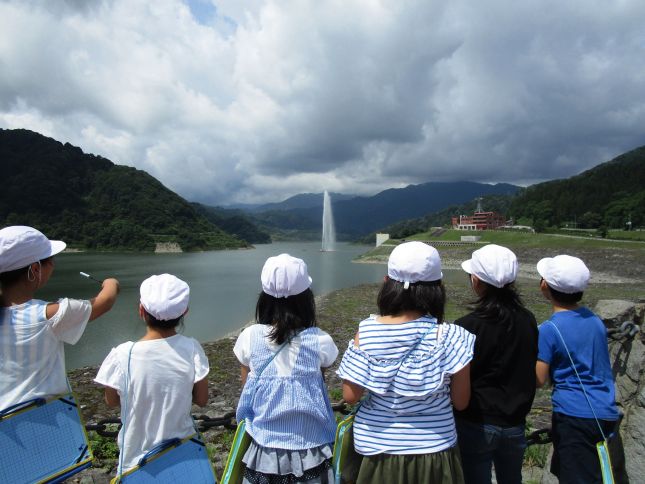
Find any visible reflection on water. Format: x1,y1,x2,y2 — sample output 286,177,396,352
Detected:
39,242,386,369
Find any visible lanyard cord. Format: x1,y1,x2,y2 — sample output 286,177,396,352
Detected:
118,342,135,480
547,321,608,441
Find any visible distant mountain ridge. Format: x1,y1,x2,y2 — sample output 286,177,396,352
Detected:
0,129,248,250
248,181,520,237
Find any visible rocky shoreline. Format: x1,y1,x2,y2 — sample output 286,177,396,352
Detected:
64,244,645,483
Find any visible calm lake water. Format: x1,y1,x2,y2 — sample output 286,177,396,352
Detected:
40,242,389,369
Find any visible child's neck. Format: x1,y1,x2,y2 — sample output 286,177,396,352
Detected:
0,282,37,307
552,302,580,313
140,327,177,341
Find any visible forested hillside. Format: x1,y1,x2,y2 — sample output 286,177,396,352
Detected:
0,129,247,251
192,204,271,244
509,146,645,230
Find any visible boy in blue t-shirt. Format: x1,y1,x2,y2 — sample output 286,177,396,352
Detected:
535,255,621,484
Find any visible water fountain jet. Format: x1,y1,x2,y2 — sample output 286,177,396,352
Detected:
321,190,336,252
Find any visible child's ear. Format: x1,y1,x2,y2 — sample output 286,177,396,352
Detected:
539,279,552,300
138,304,146,320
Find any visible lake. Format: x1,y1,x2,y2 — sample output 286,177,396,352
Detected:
40,242,388,369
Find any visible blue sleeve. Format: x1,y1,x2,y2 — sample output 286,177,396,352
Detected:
537,322,556,364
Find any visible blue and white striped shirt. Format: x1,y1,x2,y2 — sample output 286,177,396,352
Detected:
0,298,91,410
337,316,475,455
236,326,337,450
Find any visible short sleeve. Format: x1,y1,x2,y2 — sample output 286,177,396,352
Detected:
318,330,339,368
233,326,254,366
537,322,556,364
441,324,476,375
50,298,92,344
94,347,126,392
193,340,210,382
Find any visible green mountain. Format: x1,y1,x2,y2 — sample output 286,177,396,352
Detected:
368,145,645,239
0,129,248,251
191,204,271,244
509,146,645,230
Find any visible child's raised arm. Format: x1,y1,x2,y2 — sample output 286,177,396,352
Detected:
450,363,471,410
89,278,120,321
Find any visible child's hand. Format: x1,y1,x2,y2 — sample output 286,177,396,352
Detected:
102,278,120,294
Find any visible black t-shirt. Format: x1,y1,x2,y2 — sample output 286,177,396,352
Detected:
454,307,538,426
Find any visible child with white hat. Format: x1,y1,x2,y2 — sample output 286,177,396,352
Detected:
337,241,475,483
94,274,210,475
234,254,338,483
535,255,621,483
454,244,538,484
0,225,119,410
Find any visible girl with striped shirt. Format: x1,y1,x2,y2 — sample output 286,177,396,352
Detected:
337,241,475,483
235,254,338,483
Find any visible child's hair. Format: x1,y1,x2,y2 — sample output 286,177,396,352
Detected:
546,285,584,305
377,277,446,322
142,308,185,331
256,288,316,344
0,256,53,287
469,280,527,328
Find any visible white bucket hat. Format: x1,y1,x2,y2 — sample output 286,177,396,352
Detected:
0,226,66,273
537,255,590,294
140,274,190,320
387,241,442,288
461,244,518,288
261,253,312,298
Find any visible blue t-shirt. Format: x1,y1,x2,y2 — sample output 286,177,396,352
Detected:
538,307,619,420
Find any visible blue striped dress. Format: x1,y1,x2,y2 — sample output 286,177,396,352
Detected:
336,316,475,455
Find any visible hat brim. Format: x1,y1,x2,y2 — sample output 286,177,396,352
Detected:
48,240,66,258
461,259,473,275
536,258,551,280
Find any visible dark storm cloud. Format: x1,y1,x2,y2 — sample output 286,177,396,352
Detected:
1,0,643,203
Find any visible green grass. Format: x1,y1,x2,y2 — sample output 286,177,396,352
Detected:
409,229,645,249
88,431,120,461
608,230,645,241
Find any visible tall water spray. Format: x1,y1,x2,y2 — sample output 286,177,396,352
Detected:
321,190,336,252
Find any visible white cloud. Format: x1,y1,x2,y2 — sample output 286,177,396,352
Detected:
1,0,644,204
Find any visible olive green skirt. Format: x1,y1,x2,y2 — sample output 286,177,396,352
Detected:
356,446,464,484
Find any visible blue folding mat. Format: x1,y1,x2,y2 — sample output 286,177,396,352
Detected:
114,434,217,483
0,394,92,484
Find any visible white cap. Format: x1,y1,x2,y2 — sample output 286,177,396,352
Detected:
261,253,312,298
387,241,442,288
461,244,518,288
0,226,66,273
537,255,590,294
140,274,190,320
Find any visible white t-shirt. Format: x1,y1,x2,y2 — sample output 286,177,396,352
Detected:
233,324,338,375
94,334,209,472
0,298,91,410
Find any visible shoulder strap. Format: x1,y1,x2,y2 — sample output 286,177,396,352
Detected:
118,342,136,480
547,321,608,441
255,340,288,378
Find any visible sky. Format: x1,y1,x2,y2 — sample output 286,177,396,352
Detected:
1,0,644,205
